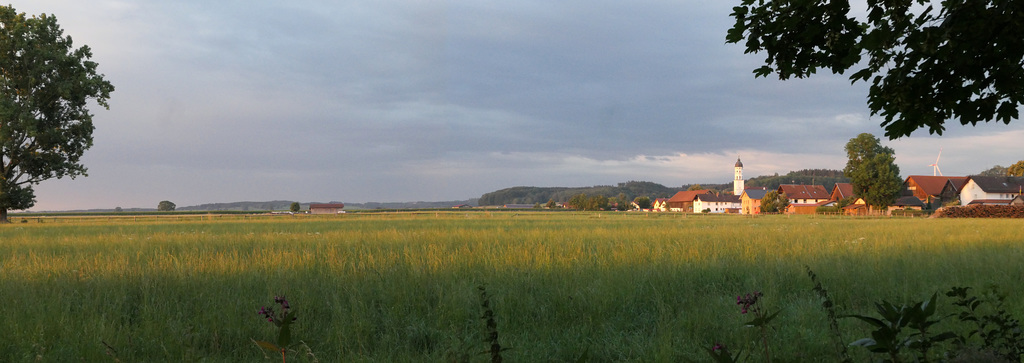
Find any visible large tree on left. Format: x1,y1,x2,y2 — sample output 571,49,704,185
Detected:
843,133,902,213
0,6,113,222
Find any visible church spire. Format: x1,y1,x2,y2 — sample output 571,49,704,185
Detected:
733,157,744,195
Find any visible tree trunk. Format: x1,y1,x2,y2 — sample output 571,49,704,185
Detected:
0,208,8,223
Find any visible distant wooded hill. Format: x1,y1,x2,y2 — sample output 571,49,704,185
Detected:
478,181,682,206
344,200,479,210
177,200,301,211
176,199,479,211
746,169,849,193
478,170,849,206
42,199,479,213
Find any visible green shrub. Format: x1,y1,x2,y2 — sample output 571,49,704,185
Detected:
815,206,840,214
891,209,929,217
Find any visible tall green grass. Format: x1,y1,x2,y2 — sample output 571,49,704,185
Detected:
1,213,1022,361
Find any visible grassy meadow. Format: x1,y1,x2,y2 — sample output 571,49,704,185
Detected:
2,212,1023,361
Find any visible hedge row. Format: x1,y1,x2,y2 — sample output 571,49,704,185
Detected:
890,209,930,217
935,205,1024,218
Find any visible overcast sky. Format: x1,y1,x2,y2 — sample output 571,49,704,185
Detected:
12,0,1024,211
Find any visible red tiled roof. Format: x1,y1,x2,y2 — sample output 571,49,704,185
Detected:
830,183,854,200
906,176,969,196
948,177,970,192
778,184,830,200
668,190,713,202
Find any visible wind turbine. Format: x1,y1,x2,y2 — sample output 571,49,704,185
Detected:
928,148,943,176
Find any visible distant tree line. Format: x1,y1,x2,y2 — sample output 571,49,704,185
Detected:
176,200,300,211
745,169,850,193
977,161,1024,177
567,194,609,211
681,183,733,194
478,181,681,206
480,170,850,207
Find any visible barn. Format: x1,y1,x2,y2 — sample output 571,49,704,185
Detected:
309,203,346,214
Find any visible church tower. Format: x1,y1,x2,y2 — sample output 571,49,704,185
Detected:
733,157,744,195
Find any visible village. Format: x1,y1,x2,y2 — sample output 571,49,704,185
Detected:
648,158,1024,215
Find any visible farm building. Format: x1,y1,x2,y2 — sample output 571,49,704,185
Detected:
829,183,855,201
309,203,346,214
937,177,971,206
903,175,968,208
787,200,832,215
843,199,869,216
667,190,713,212
888,196,926,213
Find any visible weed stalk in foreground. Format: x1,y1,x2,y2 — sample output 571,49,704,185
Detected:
738,291,779,363
254,295,298,363
806,266,852,363
479,285,506,363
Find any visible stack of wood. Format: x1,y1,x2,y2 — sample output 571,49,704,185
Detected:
935,205,1024,218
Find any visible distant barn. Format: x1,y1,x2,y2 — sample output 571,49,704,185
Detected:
309,203,345,214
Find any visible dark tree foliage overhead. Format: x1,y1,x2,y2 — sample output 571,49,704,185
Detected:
0,6,113,222
727,0,1024,139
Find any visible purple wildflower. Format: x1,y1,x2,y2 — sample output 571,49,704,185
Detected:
258,295,297,325
736,291,763,314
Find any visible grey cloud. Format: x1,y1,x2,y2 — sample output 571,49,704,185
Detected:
13,0,1024,210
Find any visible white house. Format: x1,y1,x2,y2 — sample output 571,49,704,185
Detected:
651,198,669,212
959,176,1024,205
778,184,831,204
693,194,741,213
